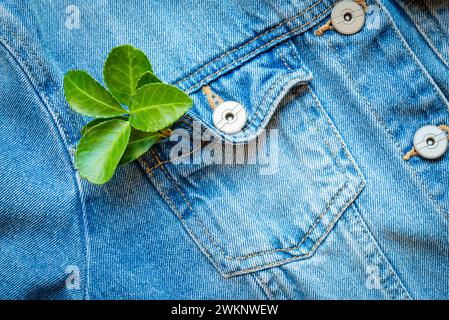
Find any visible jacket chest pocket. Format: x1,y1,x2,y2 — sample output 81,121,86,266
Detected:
144,39,365,277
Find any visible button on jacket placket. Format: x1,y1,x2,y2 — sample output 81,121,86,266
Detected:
331,1,366,35
413,125,448,160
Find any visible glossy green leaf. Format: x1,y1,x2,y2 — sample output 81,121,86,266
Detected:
81,116,128,135
64,70,127,118
119,129,164,165
76,119,131,184
104,45,152,105
129,83,193,132
136,71,161,89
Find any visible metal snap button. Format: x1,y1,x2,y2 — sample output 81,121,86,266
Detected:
331,1,366,35
413,125,448,160
212,101,248,134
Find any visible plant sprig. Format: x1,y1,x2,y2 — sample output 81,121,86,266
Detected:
64,45,192,184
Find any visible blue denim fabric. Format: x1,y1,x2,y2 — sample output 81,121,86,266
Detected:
0,0,447,299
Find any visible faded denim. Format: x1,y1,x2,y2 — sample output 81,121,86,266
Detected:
0,0,448,299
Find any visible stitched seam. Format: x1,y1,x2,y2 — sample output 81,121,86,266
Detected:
422,2,447,30
244,69,305,132
252,273,274,300
0,25,57,87
141,158,185,221
239,41,303,133
290,85,347,176
145,146,203,173
73,174,91,300
154,146,350,260
140,157,225,275
351,202,412,299
305,85,346,174
376,0,449,112
150,150,231,259
185,3,335,93
323,13,447,218
0,26,71,145
234,182,348,260
277,47,293,71
414,24,449,69
279,44,346,174
226,179,366,277
244,73,293,130
287,39,300,61
403,2,449,68
175,0,327,86
306,84,367,183
0,32,90,299
409,0,449,63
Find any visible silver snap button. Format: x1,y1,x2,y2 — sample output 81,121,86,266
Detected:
212,101,248,134
331,1,366,35
413,125,448,160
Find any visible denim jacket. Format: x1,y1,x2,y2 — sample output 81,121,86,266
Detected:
0,0,448,299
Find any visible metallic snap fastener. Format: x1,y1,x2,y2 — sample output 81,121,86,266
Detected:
331,1,366,35
212,101,248,134
413,125,448,160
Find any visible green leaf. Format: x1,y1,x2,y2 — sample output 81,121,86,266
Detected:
104,45,153,106
81,116,128,135
129,83,192,132
136,71,161,89
76,119,131,184
119,129,164,165
64,70,127,118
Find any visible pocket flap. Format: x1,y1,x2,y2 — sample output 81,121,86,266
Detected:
179,40,313,144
